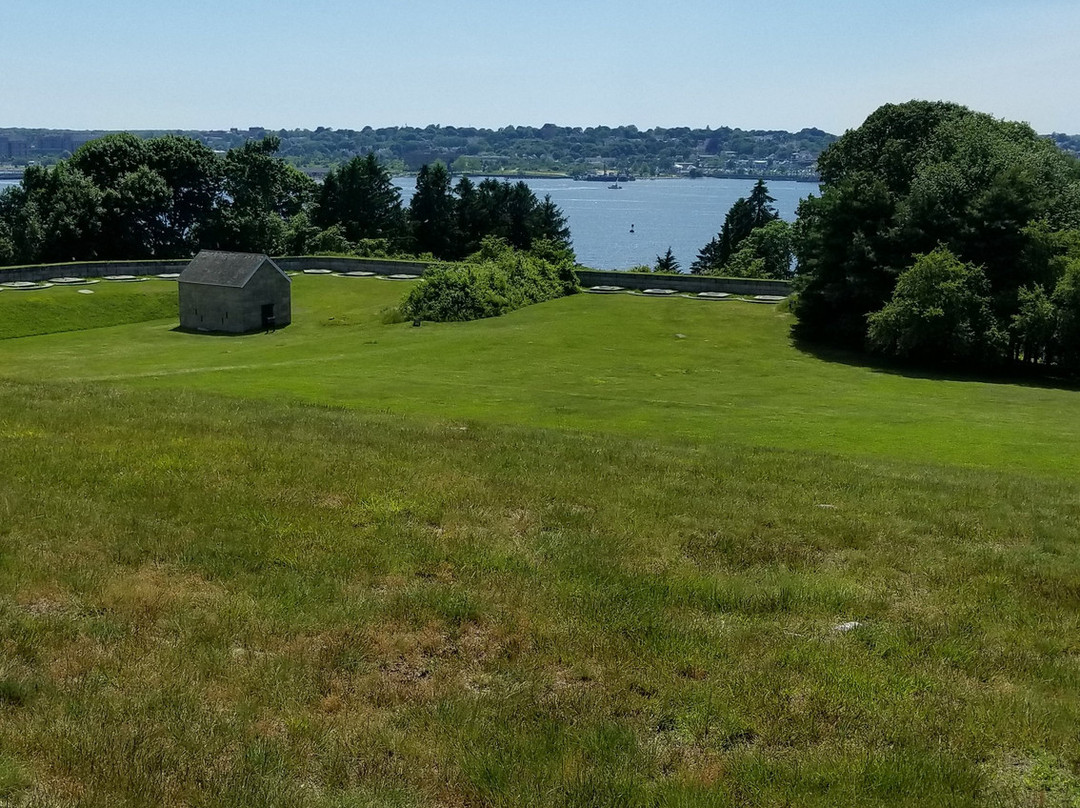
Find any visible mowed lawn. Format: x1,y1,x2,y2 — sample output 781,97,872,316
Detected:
0,277,1079,806
0,275,1078,475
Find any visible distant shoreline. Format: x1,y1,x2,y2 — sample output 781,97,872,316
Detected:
392,171,821,184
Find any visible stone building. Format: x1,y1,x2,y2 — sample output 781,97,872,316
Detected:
178,250,291,333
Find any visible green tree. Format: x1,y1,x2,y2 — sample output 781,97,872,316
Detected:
0,219,15,266
453,176,485,257
796,100,1080,356
694,181,783,276
14,163,104,263
505,181,538,251
1010,285,1056,365
1052,259,1080,371
747,178,779,228
690,237,723,275
655,247,680,273
409,162,456,258
69,133,148,188
717,220,794,279
315,152,405,246
717,197,754,266
532,194,573,257
207,136,316,254
108,164,173,258
66,133,222,258
144,135,222,254
867,247,1004,365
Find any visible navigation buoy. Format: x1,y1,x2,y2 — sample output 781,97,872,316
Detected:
630,223,635,234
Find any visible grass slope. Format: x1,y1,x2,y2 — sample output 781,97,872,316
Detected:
0,281,177,340
0,277,1077,475
0,278,1079,806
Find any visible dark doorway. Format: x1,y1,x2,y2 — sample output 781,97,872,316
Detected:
261,303,275,330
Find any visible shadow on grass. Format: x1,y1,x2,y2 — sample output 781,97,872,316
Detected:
789,326,1080,393
170,325,289,337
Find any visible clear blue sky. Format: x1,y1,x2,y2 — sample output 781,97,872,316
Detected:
4,0,1078,134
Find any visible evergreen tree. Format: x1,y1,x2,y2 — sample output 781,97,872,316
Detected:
747,178,779,228
655,247,680,273
533,194,572,255
690,236,723,274
506,181,538,251
693,180,780,276
409,163,456,258
315,152,405,247
717,197,754,265
453,176,485,258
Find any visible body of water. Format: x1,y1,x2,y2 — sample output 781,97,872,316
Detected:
396,176,813,270
0,176,818,270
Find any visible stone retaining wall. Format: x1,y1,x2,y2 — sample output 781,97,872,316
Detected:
1,256,791,296
273,257,430,275
0,259,189,283
576,269,791,296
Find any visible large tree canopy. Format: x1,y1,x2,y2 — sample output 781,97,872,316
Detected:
793,101,1080,369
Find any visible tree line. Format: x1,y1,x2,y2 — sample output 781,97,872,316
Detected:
0,134,572,267
1,124,837,178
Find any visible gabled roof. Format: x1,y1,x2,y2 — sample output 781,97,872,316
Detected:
179,250,288,288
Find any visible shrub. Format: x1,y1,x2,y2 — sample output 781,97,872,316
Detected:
401,238,577,323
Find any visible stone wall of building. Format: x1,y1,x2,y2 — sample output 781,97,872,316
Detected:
178,263,291,334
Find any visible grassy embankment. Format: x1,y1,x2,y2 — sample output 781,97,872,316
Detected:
0,277,1079,806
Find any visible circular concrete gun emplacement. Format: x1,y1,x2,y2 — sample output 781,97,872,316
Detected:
642,288,678,296
752,295,786,303
340,271,377,278
587,285,625,293
696,291,730,300
101,274,145,282
1,281,54,290
302,269,333,275
386,274,421,280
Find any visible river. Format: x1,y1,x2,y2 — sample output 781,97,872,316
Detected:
0,176,818,270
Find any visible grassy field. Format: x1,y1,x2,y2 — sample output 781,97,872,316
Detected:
1,277,1079,806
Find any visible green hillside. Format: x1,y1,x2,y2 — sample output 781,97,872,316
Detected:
0,277,1078,806
1,276,1077,475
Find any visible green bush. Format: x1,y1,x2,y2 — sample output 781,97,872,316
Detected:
867,247,1004,365
401,238,577,323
